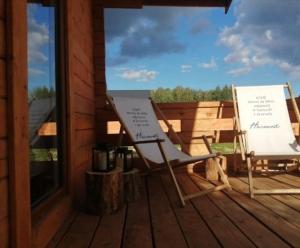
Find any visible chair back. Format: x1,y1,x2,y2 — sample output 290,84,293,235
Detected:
235,85,300,159
110,94,190,164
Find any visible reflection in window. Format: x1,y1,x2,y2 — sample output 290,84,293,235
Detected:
28,1,64,207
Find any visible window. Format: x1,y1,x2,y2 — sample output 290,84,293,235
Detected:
27,0,65,207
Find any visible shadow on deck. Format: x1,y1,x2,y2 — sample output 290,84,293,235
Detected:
50,168,300,247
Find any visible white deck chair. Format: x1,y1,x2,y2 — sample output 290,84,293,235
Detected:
232,83,300,198
107,91,231,207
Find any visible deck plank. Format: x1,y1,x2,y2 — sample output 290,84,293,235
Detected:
122,179,153,248
190,174,290,248
238,176,300,229
90,207,126,248
272,173,300,188
227,177,300,247
53,173,300,248
147,175,188,248
57,213,100,248
241,175,300,211
160,172,221,248
177,173,255,248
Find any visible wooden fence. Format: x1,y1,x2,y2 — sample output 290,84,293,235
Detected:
100,99,300,156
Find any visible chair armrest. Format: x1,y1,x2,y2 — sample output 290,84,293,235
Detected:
234,130,246,136
190,135,215,140
133,138,165,145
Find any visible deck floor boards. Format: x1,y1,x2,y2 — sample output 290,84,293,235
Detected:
53,170,300,248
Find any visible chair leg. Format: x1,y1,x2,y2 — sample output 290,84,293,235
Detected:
166,163,186,207
246,157,254,198
214,158,231,190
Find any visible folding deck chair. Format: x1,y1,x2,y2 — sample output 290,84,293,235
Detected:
107,91,231,207
232,83,300,198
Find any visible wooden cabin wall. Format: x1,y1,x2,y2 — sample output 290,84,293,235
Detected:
67,0,96,210
0,0,9,246
94,0,108,145
32,0,100,246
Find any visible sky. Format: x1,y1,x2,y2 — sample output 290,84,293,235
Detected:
28,3,56,91
27,1,300,95
104,0,300,94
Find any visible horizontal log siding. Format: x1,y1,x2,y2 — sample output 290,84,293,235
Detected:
32,0,97,246
0,0,9,246
70,0,95,211
93,0,107,144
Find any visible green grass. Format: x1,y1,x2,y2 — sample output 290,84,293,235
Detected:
211,143,240,154
30,149,58,162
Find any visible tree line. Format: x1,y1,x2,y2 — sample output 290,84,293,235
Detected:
29,85,233,103
150,85,232,103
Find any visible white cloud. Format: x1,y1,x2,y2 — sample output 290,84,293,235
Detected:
265,30,272,41
181,64,192,73
28,18,49,63
29,68,45,77
278,61,300,80
219,0,300,79
105,7,209,65
199,58,217,69
227,67,252,76
120,69,159,82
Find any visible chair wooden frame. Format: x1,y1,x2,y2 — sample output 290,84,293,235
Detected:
232,82,300,198
107,95,231,207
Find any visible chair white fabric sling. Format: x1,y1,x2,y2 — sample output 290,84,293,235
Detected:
107,91,231,206
232,83,300,198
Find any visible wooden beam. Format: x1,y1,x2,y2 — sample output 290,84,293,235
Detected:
6,0,31,246
103,0,231,12
144,0,228,7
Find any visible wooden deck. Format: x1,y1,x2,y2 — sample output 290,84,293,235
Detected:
50,169,300,248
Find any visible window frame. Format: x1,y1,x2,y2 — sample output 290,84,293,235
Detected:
28,0,69,215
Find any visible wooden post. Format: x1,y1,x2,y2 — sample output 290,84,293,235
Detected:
205,156,227,180
86,168,124,215
205,158,218,180
231,85,246,161
7,0,31,246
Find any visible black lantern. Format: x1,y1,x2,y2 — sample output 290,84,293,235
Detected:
116,147,134,172
92,143,116,172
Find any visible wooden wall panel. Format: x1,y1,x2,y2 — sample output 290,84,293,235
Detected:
0,0,9,246
0,98,7,138
0,61,6,97
74,94,95,115
0,159,7,179
0,178,8,220
0,217,9,247
74,75,95,101
0,139,7,160
75,129,95,149
0,19,5,58
0,0,4,19
68,0,96,212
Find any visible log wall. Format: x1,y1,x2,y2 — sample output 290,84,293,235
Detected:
68,0,96,210
0,0,9,246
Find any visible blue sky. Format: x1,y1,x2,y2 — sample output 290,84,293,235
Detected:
27,1,300,95
28,3,55,91
104,0,300,94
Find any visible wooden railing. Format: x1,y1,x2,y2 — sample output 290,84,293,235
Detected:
102,99,300,156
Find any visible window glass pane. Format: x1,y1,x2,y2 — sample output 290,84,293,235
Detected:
27,1,63,207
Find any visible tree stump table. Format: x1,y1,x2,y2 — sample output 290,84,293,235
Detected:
86,168,123,215
123,168,141,203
